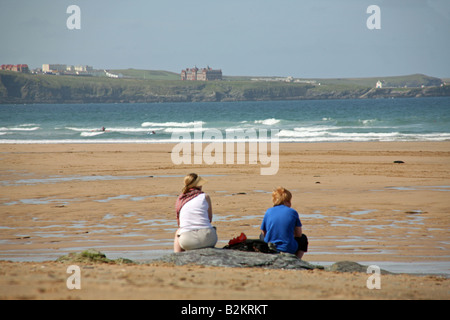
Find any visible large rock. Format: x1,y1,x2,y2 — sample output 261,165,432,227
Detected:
56,249,134,265
155,248,322,270
155,249,394,274
55,249,394,274
326,261,393,274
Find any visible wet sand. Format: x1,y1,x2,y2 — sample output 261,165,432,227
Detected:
0,142,449,299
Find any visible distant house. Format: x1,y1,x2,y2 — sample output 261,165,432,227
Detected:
42,64,67,74
376,80,383,88
74,65,93,73
1,64,29,73
181,66,222,81
42,64,93,75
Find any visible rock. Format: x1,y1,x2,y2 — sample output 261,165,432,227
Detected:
326,261,392,274
55,249,395,275
405,210,426,215
155,248,322,270
56,249,135,264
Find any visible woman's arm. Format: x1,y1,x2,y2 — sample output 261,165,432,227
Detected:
205,194,213,222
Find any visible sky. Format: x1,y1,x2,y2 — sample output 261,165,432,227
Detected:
1,0,449,78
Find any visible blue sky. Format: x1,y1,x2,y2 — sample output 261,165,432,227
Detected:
1,0,449,78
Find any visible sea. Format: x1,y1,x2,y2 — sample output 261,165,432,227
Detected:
0,97,449,144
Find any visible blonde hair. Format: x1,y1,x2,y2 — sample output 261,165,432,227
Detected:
182,173,200,194
272,187,292,206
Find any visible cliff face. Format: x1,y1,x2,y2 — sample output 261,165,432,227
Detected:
1,71,448,104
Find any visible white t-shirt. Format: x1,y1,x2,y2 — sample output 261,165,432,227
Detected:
178,193,212,234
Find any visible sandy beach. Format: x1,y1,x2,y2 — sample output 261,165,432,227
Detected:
1,141,449,300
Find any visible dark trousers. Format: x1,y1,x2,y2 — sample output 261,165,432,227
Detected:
295,234,308,252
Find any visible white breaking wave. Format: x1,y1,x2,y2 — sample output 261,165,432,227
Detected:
1,132,450,144
277,126,337,138
254,118,280,126
66,126,163,133
277,130,324,138
108,127,163,133
164,127,210,133
0,127,40,131
66,127,99,132
141,121,205,127
80,132,104,137
359,119,378,125
276,128,450,142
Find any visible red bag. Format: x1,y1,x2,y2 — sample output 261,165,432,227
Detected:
228,232,247,246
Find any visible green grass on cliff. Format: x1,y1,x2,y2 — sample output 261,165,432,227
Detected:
0,70,446,104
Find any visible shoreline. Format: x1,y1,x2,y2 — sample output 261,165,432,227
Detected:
1,141,449,299
1,141,450,145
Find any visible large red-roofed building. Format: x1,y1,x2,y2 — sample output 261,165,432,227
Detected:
181,66,222,81
1,64,30,73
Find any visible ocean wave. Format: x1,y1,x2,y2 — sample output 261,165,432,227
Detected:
359,119,378,125
277,130,399,139
293,126,338,132
327,119,379,125
1,132,450,144
141,121,205,128
80,132,105,137
66,127,99,132
66,126,163,133
277,130,318,138
109,127,163,133
0,126,40,131
277,127,337,138
0,139,166,144
254,118,280,126
276,131,450,142
18,123,40,127
164,127,210,133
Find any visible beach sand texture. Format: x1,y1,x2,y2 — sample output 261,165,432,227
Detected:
0,142,449,299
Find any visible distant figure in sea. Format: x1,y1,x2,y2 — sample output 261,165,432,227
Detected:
101,126,106,131
174,173,218,252
260,187,308,259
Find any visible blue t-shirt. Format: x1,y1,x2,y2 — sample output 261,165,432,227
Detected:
260,205,302,254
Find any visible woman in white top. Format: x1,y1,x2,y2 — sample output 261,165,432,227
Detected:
174,173,218,252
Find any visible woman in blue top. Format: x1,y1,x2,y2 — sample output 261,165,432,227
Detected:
261,187,308,259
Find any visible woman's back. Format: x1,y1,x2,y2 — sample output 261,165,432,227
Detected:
179,193,212,233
